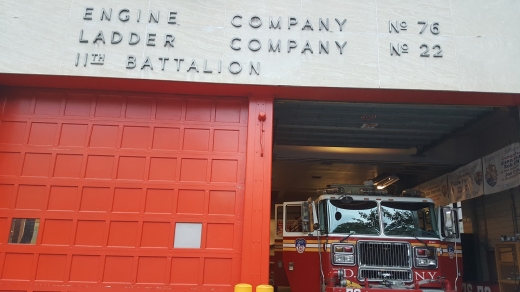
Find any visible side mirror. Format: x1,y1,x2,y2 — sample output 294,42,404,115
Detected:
301,202,310,222
313,223,320,231
301,202,310,232
442,208,455,238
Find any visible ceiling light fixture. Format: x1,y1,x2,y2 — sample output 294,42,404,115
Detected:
373,175,399,189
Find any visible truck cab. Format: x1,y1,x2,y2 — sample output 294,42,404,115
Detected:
275,184,461,292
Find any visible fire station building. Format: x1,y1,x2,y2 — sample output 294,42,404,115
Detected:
0,1,519,292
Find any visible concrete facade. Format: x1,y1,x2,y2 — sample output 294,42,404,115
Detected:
1,0,519,93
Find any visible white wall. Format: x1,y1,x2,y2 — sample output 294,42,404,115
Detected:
0,0,519,93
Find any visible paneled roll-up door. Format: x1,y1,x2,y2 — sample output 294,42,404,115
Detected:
0,88,248,292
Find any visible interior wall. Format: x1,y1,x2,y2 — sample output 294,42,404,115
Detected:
424,108,518,166
473,108,520,158
456,108,520,282
462,188,520,281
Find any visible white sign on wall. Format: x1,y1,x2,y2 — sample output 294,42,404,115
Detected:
2,0,520,93
483,142,520,194
447,158,484,202
418,174,449,206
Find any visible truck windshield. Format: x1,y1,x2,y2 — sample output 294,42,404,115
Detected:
327,200,380,235
381,201,439,238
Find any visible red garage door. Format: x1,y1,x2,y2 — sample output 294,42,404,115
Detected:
0,88,248,292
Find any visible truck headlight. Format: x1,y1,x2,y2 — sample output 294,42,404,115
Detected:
334,254,355,264
414,247,437,268
332,244,355,266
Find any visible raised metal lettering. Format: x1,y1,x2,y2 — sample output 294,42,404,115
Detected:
141,57,153,70
111,31,122,44
418,21,427,34
288,17,298,30
249,62,260,75
93,30,105,44
419,44,430,57
118,9,129,21
229,61,242,74
319,18,329,31
149,11,159,23
319,41,329,54
390,43,401,56
101,8,112,21
168,11,177,24
79,29,88,43
433,44,443,57
249,16,262,28
230,38,241,50
126,55,136,69
430,22,440,35
301,41,313,54
248,39,261,51
83,7,94,20
335,18,347,31
91,54,105,65
231,15,242,27
401,44,409,53
187,59,199,72
164,34,175,47
335,41,347,54
301,19,314,31
129,32,140,45
203,60,212,73
268,39,281,52
389,20,399,33
173,58,184,71
287,40,297,52
420,44,430,57
159,57,169,70
270,17,282,29
146,33,156,46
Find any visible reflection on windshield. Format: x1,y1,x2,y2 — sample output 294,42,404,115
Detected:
328,200,380,235
381,201,439,238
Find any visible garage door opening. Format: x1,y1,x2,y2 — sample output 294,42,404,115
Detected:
269,100,518,292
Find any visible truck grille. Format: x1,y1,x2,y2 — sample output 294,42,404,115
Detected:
358,268,413,282
358,241,411,268
358,241,412,282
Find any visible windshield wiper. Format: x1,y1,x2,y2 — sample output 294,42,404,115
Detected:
414,235,428,246
339,233,352,243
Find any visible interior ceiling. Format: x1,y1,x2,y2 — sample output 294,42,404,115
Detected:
274,101,494,149
271,100,500,203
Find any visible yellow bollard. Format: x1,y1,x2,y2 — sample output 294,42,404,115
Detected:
235,283,252,292
256,284,274,292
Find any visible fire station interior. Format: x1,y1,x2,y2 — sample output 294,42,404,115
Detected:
270,100,520,286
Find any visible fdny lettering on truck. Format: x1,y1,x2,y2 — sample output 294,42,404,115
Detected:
415,271,438,280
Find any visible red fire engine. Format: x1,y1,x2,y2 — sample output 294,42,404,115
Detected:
272,183,461,292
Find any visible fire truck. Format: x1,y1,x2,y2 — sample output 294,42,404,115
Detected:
272,183,461,292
